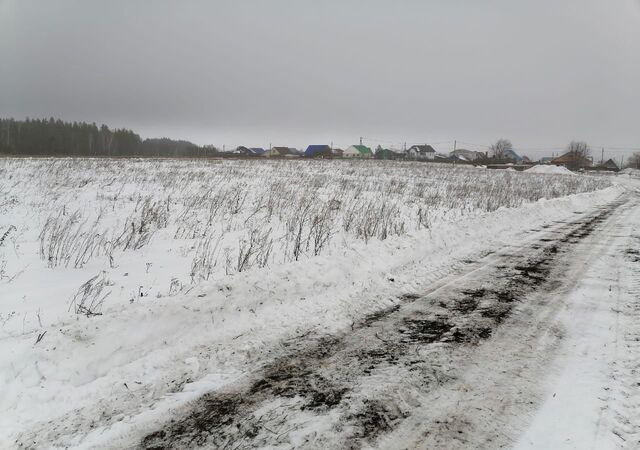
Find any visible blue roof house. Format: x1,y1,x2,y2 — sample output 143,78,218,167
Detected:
304,145,332,158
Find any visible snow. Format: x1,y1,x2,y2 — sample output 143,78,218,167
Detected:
0,157,632,447
525,164,576,175
619,167,640,177
514,179,640,449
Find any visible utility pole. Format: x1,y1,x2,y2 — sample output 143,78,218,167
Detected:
359,136,363,146
454,140,457,151
601,148,604,166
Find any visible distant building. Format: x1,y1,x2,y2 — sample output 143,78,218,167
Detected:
449,149,484,161
502,149,522,162
599,158,620,171
344,145,373,158
407,144,436,160
304,145,332,158
374,146,401,160
264,147,300,158
551,151,592,170
332,148,344,157
236,146,263,157
538,157,554,164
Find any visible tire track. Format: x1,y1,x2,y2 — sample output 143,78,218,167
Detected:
607,226,640,448
140,199,627,449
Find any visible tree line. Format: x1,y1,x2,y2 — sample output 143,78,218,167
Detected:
3,118,637,168
0,118,218,158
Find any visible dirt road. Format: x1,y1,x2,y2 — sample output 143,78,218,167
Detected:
140,191,640,449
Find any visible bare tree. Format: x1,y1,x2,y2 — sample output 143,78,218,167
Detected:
565,141,591,170
567,141,590,158
489,139,513,159
625,152,640,169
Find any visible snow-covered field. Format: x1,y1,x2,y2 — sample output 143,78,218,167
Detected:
0,158,609,337
1,157,634,448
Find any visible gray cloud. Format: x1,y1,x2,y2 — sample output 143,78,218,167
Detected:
1,0,639,159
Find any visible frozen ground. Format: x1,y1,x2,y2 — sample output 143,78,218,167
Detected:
1,158,638,449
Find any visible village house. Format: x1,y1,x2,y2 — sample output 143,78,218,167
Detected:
235,146,264,157
551,151,593,170
344,145,373,158
375,146,402,160
407,144,436,160
304,145,332,158
599,158,620,171
264,147,300,158
449,149,484,161
263,146,286,157
502,148,522,162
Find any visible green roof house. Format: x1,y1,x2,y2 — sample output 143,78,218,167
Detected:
375,146,401,160
344,145,373,158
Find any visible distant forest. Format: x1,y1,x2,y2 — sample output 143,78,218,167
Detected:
0,118,218,158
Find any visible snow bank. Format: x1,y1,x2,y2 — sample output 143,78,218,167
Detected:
525,165,575,175
619,167,640,177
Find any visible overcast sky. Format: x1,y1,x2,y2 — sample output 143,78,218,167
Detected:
1,0,639,160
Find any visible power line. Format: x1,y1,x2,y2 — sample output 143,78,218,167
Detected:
360,136,406,146
591,146,640,151
456,141,491,149
519,147,637,153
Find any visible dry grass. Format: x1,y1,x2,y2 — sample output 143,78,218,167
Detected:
0,158,610,315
